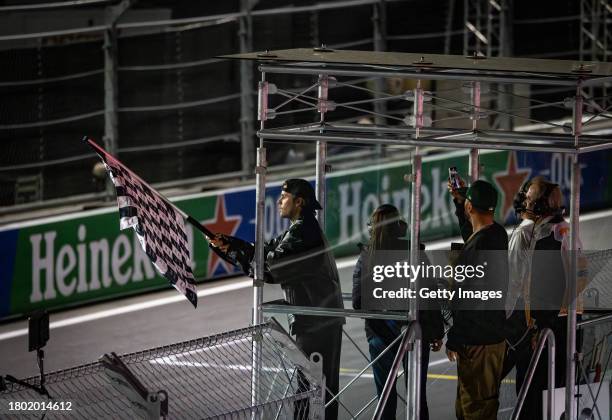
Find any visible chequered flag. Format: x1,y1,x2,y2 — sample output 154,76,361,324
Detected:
86,138,198,307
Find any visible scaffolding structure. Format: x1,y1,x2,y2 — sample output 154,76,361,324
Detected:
580,0,612,110
222,47,612,419
463,0,512,58
2,0,600,214
1,0,461,210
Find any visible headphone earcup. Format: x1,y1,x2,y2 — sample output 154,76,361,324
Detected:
513,190,527,214
513,180,531,215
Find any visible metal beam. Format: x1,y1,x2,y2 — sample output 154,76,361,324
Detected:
239,0,255,177
257,129,612,153
258,65,581,87
103,0,132,199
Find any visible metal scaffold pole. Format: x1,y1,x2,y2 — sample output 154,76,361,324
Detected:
372,0,388,158
469,81,481,182
316,74,329,228
565,83,583,420
103,0,131,199
240,0,255,177
252,72,268,419
407,80,424,420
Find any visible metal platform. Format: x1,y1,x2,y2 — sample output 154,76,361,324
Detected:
222,48,612,154
221,48,612,86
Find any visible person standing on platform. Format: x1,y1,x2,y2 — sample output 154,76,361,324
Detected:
352,204,444,420
504,177,583,419
447,179,509,420
208,178,344,420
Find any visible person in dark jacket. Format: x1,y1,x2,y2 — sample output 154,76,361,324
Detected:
352,204,445,420
209,178,344,420
447,179,509,420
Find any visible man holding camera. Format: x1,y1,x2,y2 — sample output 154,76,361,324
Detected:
447,177,509,420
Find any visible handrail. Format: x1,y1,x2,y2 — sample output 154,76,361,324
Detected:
510,328,556,420
373,321,422,420
577,312,612,328
262,303,410,321
325,329,407,408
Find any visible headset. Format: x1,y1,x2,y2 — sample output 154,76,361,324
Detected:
513,181,531,217
513,179,562,218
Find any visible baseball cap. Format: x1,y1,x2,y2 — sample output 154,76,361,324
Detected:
282,179,323,210
461,180,498,212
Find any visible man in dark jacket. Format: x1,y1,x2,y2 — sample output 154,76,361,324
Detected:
209,178,344,420
447,179,509,420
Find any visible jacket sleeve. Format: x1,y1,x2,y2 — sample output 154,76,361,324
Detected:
453,198,473,242
352,252,365,310
263,223,321,285
208,235,254,274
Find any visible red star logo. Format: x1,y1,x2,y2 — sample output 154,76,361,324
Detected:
494,152,531,221
201,197,242,275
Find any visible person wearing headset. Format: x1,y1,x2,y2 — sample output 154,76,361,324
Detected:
351,204,444,420
504,176,583,420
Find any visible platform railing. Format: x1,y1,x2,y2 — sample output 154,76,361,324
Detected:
510,328,556,420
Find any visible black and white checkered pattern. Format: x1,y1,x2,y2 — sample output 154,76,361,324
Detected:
89,140,197,307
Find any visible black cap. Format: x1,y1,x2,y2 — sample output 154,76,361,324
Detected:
282,179,322,210
462,180,498,212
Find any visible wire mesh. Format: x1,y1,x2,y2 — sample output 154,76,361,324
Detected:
583,249,612,310
0,322,321,419
572,315,612,420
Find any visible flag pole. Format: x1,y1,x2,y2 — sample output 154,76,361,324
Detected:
84,136,215,239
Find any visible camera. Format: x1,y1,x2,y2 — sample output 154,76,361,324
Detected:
448,167,461,189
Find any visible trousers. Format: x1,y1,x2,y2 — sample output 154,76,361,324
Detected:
294,323,343,420
455,341,506,420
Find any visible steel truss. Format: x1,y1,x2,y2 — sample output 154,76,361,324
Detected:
463,0,515,130
222,47,612,419
581,0,612,113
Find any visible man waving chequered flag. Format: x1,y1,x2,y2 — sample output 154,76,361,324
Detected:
84,137,212,308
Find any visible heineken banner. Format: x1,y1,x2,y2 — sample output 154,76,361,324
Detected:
1,149,611,319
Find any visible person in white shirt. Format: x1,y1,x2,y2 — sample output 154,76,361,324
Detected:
503,176,582,420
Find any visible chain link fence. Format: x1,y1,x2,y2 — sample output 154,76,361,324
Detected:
0,321,322,419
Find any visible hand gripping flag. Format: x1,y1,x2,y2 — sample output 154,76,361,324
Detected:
85,138,199,307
